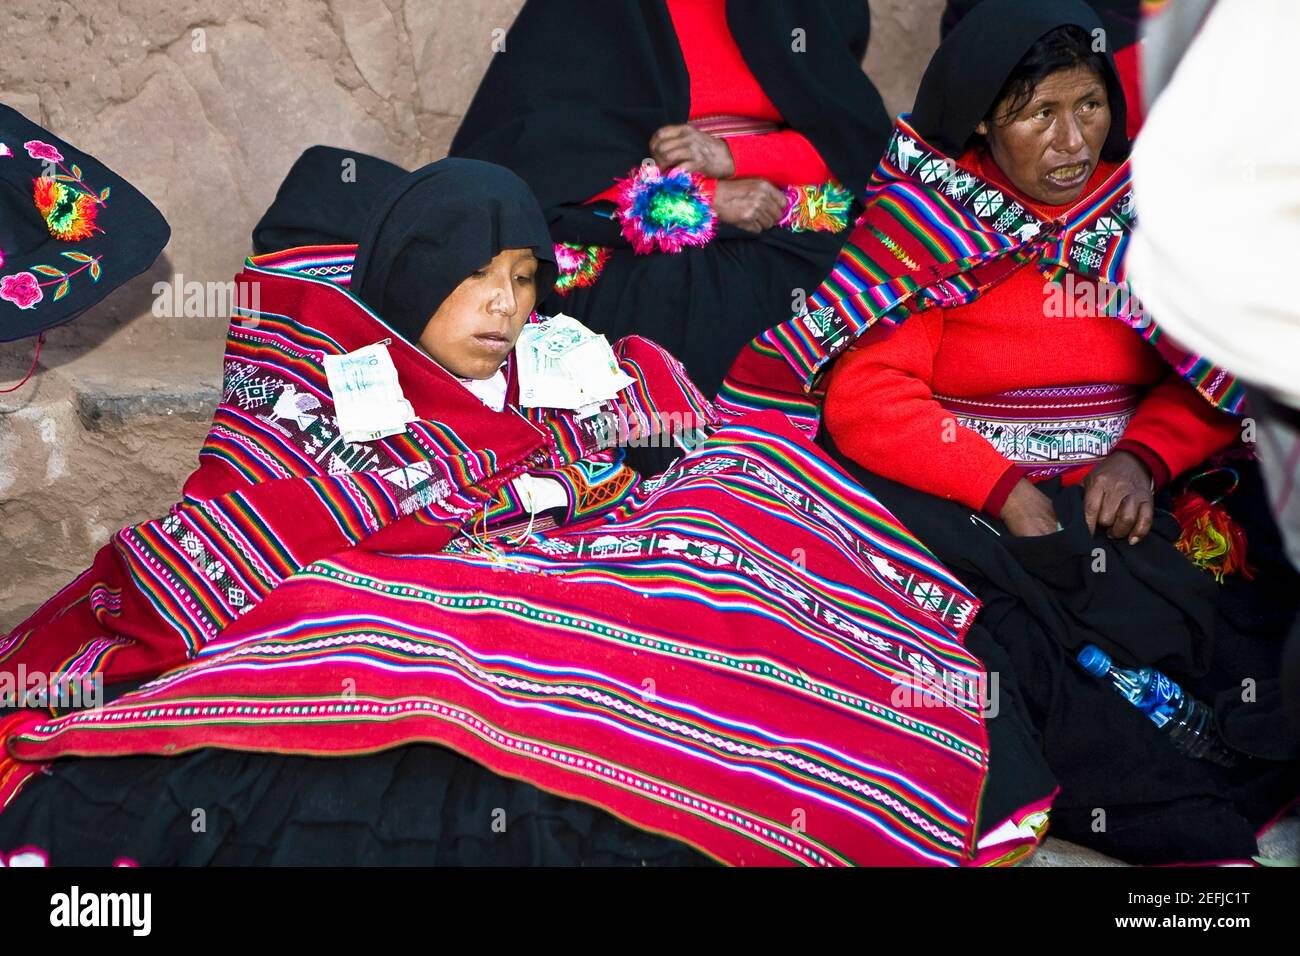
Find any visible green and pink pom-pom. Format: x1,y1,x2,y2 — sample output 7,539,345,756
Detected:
553,243,610,295
615,163,716,255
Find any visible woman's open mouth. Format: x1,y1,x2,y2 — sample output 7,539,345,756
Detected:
473,332,513,354
1044,161,1091,190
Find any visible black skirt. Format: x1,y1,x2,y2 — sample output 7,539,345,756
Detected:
819,430,1300,865
0,743,716,867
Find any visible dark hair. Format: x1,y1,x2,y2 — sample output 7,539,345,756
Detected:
984,24,1113,126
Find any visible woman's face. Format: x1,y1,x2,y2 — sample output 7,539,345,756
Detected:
976,63,1111,206
416,247,539,380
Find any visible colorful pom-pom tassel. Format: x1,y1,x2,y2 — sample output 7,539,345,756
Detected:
780,180,854,233
615,163,716,255
553,242,610,295
1171,468,1254,583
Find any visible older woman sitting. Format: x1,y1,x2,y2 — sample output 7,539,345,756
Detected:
723,0,1300,864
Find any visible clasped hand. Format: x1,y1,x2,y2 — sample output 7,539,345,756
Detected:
649,124,785,234
999,450,1154,544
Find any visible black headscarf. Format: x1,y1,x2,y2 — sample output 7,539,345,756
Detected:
449,0,890,222
941,0,1141,47
252,145,406,254
912,0,1130,161
350,158,558,345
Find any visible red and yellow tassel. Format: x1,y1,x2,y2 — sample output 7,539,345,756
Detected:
1171,468,1254,582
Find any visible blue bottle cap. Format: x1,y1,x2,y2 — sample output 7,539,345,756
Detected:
1076,643,1111,677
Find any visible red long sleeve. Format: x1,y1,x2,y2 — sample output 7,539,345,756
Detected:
823,312,1022,513
727,130,830,187
1116,369,1240,489
822,262,1239,515
584,0,831,205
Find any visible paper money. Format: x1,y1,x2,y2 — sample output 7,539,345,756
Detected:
322,341,417,443
516,313,634,409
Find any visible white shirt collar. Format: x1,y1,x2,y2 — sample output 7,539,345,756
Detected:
457,365,509,412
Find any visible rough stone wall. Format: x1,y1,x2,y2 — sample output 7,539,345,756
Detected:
0,0,942,630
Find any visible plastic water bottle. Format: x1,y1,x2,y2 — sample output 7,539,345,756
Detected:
1076,644,1238,768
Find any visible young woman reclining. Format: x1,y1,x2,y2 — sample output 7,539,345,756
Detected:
0,159,1003,867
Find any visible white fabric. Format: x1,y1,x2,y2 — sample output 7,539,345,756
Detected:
459,366,509,412
456,364,570,514
511,473,571,515
1127,0,1300,408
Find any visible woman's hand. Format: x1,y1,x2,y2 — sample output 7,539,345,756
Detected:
712,178,787,234
1082,449,1154,544
1000,478,1060,537
649,124,735,179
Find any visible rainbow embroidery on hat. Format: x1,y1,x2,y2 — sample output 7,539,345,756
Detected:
34,177,101,241
1,141,109,311
24,140,110,242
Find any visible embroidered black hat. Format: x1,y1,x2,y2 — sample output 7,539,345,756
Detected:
0,104,171,343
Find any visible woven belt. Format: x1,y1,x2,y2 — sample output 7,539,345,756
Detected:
688,114,781,139
934,383,1141,478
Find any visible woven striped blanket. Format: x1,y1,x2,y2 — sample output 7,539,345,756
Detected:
719,115,1244,431
4,412,990,866
0,251,1002,865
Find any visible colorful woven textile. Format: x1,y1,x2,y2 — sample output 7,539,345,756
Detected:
719,116,1245,431
0,249,709,689
0,249,999,865
4,412,988,866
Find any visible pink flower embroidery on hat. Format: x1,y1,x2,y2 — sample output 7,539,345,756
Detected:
23,140,63,163
0,143,11,157
0,271,44,309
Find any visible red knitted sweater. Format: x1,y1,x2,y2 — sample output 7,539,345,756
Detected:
823,150,1239,516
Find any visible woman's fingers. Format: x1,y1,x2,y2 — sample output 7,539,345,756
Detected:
1083,481,1102,535
714,179,789,232
1085,473,1154,544
650,127,702,168
1109,494,1139,540
651,126,734,179
649,125,692,152
1098,483,1129,534
656,144,696,171
651,139,693,167
1129,498,1155,545
756,181,787,229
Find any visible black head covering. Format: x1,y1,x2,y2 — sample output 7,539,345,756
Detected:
350,158,558,345
912,0,1130,161
941,0,1141,47
450,0,890,230
0,105,170,343
251,145,406,254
